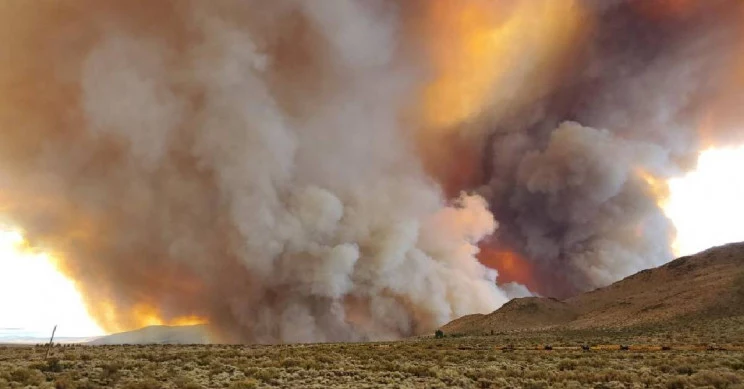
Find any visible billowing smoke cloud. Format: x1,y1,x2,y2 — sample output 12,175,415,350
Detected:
0,1,510,343
449,0,744,297
0,0,743,342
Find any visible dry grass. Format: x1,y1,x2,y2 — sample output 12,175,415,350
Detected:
1,320,743,389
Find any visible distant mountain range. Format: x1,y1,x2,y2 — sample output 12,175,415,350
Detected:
1,324,210,345
0,333,97,345
87,324,211,345
441,242,744,335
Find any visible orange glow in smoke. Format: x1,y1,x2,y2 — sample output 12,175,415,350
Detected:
635,169,671,209
131,304,207,328
419,0,508,130
419,0,585,131
701,3,744,147
478,245,538,292
695,111,717,149
94,302,208,333
413,0,586,197
1,192,210,334
47,257,208,333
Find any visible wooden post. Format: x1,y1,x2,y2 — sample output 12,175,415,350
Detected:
45,325,57,359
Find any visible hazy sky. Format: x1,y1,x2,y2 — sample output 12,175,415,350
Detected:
0,146,742,339
0,231,104,338
664,146,744,256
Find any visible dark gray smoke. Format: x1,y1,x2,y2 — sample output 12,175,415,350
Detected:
471,0,744,297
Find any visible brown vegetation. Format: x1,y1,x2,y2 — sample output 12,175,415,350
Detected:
1,327,743,389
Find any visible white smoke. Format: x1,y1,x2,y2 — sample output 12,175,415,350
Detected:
0,0,510,343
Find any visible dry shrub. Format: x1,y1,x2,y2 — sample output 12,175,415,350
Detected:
54,374,78,389
690,370,741,388
172,377,200,389
244,367,280,383
9,368,44,386
229,379,258,389
558,359,577,371
122,378,161,389
676,365,695,375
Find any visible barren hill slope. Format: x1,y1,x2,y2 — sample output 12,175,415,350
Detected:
88,325,210,345
442,297,578,335
442,242,744,335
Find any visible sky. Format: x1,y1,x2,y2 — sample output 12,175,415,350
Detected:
664,146,744,257
0,231,104,339
0,146,743,339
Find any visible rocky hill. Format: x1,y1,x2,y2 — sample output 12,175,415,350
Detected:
442,242,744,335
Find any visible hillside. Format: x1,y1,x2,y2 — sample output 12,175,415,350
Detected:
88,324,210,345
442,242,744,335
443,297,578,334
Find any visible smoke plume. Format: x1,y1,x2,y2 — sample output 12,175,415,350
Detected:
466,0,744,297
0,0,512,343
0,0,742,342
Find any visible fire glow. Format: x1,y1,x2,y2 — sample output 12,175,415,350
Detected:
1,0,744,342
0,230,103,337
